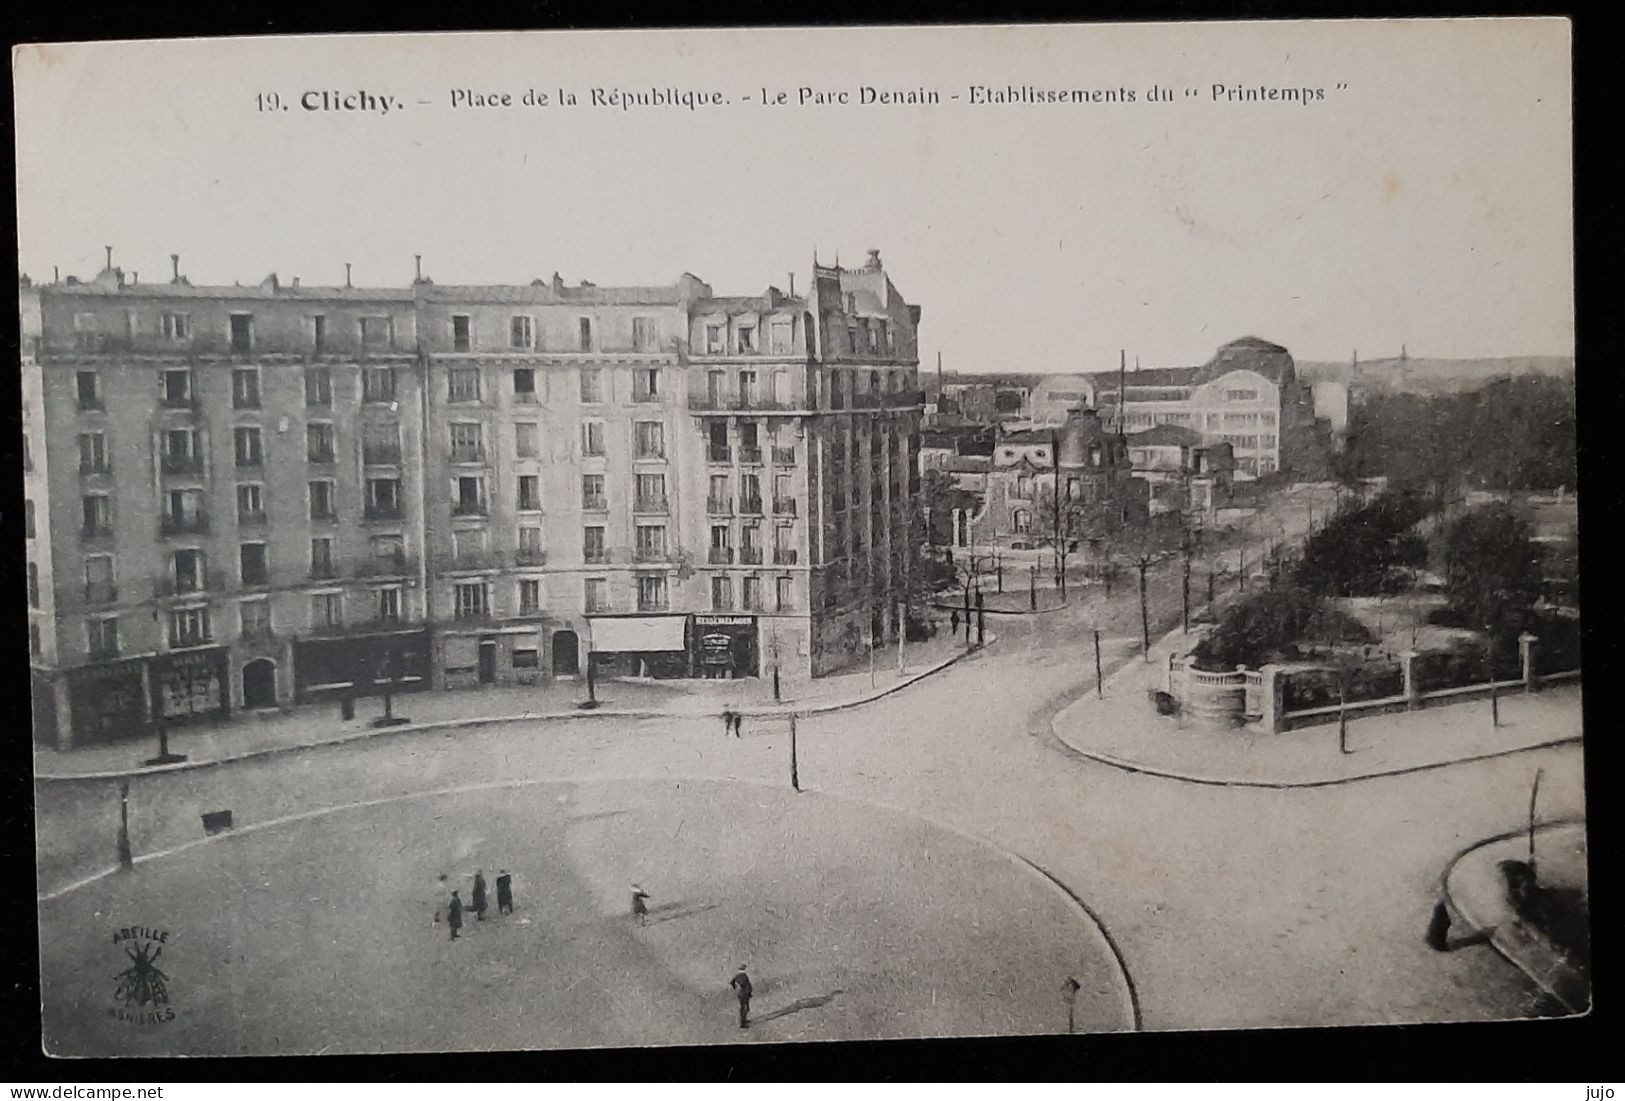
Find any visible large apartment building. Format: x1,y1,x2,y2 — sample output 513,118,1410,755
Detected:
23,250,922,749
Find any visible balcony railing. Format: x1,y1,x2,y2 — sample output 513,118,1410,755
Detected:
238,509,268,527
79,461,112,476
738,447,763,464
633,495,669,514
235,454,264,470
82,522,115,540
355,552,413,578
773,497,798,516
308,562,340,581
364,503,405,522
241,569,270,588
517,497,543,513
740,496,764,515
78,396,105,413
440,549,507,572
708,547,734,564
740,547,764,565
84,581,119,605
156,569,215,596
688,396,813,414
450,447,487,465
363,446,403,465
633,546,670,563
708,445,731,463
772,447,797,465
307,449,337,465
631,390,660,404
160,393,197,410
159,510,210,536
452,500,489,517
582,494,608,511
637,597,671,612
773,548,800,565
515,548,548,567
162,454,204,475
707,496,733,515
310,507,339,523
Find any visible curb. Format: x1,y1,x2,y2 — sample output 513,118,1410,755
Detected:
1438,817,1590,1015
1049,732,1585,790
36,770,1140,1035
35,640,988,785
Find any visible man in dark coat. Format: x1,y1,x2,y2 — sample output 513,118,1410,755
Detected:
950,609,960,635
631,883,650,925
447,891,463,941
732,710,744,738
472,871,488,921
729,964,753,1029
721,708,735,737
496,871,514,915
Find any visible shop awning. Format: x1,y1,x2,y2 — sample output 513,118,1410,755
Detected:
589,616,687,652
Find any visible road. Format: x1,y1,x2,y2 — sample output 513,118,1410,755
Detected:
36,480,1577,1048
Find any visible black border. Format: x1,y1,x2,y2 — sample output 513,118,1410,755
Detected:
4,0,1617,1083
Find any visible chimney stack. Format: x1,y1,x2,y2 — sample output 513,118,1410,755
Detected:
171,254,181,282
415,254,422,282
53,265,59,284
104,245,113,271
788,273,795,297
865,248,882,271
345,262,353,288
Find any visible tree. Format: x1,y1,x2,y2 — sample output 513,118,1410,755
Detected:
1034,486,1085,597
1190,582,1372,671
1114,520,1172,657
1436,503,1545,644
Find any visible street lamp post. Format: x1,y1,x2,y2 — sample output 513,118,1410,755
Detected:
1029,564,1038,612
1093,629,1104,699
789,713,800,792
116,781,133,869
976,590,986,648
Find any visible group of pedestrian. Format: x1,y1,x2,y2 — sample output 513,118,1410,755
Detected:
440,868,515,941
720,708,745,738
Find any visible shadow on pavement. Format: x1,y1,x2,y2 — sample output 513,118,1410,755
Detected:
754,989,845,1024
644,901,719,925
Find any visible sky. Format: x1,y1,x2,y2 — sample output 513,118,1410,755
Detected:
13,20,1573,374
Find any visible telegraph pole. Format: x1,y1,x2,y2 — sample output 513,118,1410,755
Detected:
1094,629,1103,699
789,714,800,792
117,781,133,869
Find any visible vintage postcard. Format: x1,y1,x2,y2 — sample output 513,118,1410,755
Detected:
17,20,1580,1057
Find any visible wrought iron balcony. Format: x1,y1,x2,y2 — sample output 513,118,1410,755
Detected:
707,496,733,515
582,493,609,511
162,454,204,475
772,447,797,465
738,447,763,464
84,581,119,605
159,510,210,536
773,548,799,565
156,569,216,596
514,548,548,567
363,445,403,465
739,547,764,565
238,509,269,527
365,503,405,522
708,445,732,463
160,393,198,411
440,549,507,572
773,497,798,516
739,496,764,515
452,500,489,517
307,448,337,465
355,552,414,578
708,547,734,564
82,521,115,540
308,562,341,581
632,546,670,563
449,447,487,465
633,495,669,515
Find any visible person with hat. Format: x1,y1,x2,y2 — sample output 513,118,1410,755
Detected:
447,890,464,941
471,870,489,922
729,964,754,1029
631,884,650,925
496,870,514,915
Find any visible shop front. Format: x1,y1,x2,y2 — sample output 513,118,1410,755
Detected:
149,646,232,728
586,614,689,679
65,657,149,746
692,614,759,679
294,628,430,702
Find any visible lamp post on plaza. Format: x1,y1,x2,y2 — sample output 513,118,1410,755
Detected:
116,781,133,870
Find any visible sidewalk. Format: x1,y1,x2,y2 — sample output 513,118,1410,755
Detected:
35,632,979,782
1443,820,1589,1013
1051,626,1584,787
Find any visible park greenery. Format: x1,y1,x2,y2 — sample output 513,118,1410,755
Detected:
1192,490,1563,672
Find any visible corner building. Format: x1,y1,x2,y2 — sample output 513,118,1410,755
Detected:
23,250,922,748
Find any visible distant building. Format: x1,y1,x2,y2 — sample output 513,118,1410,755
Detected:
1090,337,1322,478
1125,425,1235,515
1028,375,1099,426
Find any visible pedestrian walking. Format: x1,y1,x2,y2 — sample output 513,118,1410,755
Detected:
631,883,650,925
496,870,514,915
729,964,753,1029
721,708,735,737
950,609,960,635
472,870,488,921
447,891,463,941
732,710,744,738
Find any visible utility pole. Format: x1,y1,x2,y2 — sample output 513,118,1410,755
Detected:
996,549,1004,593
976,590,986,647
1030,564,1038,611
581,647,600,709
1137,557,1152,658
789,714,800,792
1338,678,1350,754
1181,539,1191,634
1527,768,1543,878
117,781,133,869
771,624,782,702
1093,629,1103,699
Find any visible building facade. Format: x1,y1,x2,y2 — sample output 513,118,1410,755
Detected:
1089,337,1321,478
23,249,922,749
